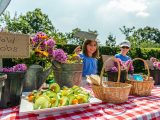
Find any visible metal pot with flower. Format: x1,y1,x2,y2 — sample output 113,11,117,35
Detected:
105,58,134,83
22,32,55,92
51,50,83,88
148,57,160,85
0,64,27,108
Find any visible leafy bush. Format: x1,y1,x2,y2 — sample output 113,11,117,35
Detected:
3,45,160,74
55,45,160,74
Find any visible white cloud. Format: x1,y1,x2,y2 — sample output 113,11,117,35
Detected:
136,11,149,17
97,0,149,18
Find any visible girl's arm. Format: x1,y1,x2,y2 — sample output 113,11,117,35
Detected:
74,46,82,55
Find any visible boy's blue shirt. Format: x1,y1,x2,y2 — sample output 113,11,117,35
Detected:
79,54,98,77
115,53,131,63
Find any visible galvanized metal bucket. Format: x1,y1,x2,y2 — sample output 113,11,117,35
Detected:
52,62,83,88
0,72,25,108
23,64,52,92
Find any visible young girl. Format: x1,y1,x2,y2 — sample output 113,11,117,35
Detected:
74,39,99,86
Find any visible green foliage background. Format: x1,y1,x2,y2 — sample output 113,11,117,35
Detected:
54,45,160,74
3,44,160,74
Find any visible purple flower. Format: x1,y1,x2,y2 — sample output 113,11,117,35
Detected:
110,66,118,72
13,64,27,72
1,68,14,72
0,64,27,73
109,59,134,72
47,48,53,55
39,40,47,50
46,39,56,48
125,60,134,71
51,49,67,63
32,32,47,43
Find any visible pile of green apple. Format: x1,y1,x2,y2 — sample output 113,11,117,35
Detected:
27,83,90,110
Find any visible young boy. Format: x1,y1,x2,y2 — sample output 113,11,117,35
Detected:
115,40,131,63
114,40,134,82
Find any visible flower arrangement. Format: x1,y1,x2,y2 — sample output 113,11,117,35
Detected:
0,64,27,72
32,32,82,64
31,31,68,64
150,57,160,70
13,32,81,67
0,64,27,108
109,58,134,72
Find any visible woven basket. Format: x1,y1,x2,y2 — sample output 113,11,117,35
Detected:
126,58,155,96
91,57,132,104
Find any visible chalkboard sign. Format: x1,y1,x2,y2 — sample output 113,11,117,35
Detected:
0,32,30,58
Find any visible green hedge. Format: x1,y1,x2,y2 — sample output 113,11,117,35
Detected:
57,45,160,74
3,44,160,74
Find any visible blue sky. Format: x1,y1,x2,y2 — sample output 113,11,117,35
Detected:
5,0,160,45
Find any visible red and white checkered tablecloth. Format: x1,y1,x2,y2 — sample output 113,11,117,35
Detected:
1,86,160,120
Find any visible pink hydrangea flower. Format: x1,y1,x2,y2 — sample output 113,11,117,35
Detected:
109,59,134,72
0,64,27,73
51,49,68,63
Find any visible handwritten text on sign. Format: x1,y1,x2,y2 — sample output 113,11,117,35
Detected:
0,32,30,58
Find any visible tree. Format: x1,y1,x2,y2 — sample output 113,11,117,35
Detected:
119,26,160,48
66,28,82,45
1,8,55,34
105,34,116,47
119,26,135,39
132,26,160,43
0,8,69,44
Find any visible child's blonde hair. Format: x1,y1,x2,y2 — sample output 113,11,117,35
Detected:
82,39,99,59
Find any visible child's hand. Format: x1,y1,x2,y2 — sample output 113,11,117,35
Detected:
74,46,82,55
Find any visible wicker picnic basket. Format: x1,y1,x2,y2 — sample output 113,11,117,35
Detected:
90,57,132,104
126,58,155,96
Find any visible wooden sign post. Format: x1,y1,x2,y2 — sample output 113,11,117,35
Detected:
0,32,30,67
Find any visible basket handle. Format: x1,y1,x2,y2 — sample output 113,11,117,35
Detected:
126,58,150,80
100,57,121,85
